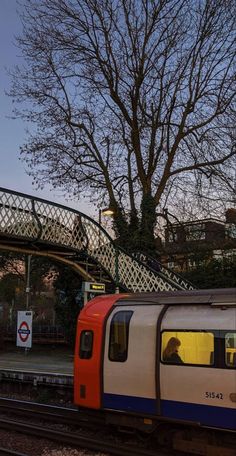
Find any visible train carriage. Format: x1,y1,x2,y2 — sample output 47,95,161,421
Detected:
74,289,236,434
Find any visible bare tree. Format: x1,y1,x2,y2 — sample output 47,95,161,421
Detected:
10,0,236,254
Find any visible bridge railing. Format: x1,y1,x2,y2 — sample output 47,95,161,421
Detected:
131,251,194,291
0,187,194,292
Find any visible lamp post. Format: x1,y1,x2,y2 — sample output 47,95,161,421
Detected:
98,207,115,246
98,207,115,226
98,207,115,245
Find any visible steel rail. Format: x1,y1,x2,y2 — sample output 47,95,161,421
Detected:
0,417,174,456
1,398,234,456
0,449,28,456
0,398,96,427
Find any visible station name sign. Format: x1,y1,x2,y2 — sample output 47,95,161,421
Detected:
82,281,105,293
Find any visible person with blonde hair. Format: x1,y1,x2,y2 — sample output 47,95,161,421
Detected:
163,337,183,364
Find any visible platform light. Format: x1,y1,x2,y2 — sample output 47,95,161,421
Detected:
99,207,115,225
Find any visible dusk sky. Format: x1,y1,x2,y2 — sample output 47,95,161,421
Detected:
0,0,93,216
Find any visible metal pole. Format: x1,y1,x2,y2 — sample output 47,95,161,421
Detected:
98,209,101,247
26,255,31,309
25,254,32,354
99,209,101,226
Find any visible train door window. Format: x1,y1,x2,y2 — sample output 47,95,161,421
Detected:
225,332,236,368
109,311,133,362
161,331,214,366
79,330,93,359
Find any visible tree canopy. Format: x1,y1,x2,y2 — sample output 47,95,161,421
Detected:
11,0,236,253
0,252,56,307
53,266,83,345
183,255,236,289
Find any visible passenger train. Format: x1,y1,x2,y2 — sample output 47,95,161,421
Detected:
74,288,236,452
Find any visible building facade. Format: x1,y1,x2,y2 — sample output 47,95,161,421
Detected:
162,209,236,273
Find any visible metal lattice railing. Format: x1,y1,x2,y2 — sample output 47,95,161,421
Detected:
131,251,194,291
0,188,194,292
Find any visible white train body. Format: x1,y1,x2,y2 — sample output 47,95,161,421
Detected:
74,289,236,432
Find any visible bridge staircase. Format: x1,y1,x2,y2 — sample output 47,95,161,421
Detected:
0,188,194,293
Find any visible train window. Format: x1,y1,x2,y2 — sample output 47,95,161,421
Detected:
79,330,93,359
109,311,133,362
161,331,214,366
225,333,236,368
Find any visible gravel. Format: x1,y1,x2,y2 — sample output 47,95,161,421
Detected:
0,429,111,456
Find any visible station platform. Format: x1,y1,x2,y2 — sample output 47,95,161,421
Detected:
0,343,73,388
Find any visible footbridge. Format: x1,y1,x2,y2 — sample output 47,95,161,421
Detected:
0,188,194,292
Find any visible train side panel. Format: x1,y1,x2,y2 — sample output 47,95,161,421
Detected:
160,305,236,430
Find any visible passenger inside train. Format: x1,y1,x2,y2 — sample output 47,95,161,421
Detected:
162,337,183,364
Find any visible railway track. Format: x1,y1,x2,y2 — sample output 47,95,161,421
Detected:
0,397,88,427
0,398,178,456
0,449,28,456
0,398,235,456
0,417,176,456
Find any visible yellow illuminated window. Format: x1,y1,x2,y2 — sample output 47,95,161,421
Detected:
162,331,214,365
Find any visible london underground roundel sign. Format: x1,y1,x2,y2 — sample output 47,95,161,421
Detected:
18,321,30,342
17,311,33,348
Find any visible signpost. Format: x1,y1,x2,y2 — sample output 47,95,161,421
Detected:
16,311,33,349
82,282,105,305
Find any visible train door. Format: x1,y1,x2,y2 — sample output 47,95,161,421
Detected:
159,305,236,431
102,305,160,415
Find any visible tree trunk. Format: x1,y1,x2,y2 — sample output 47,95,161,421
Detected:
140,193,157,256
113,194,157,257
